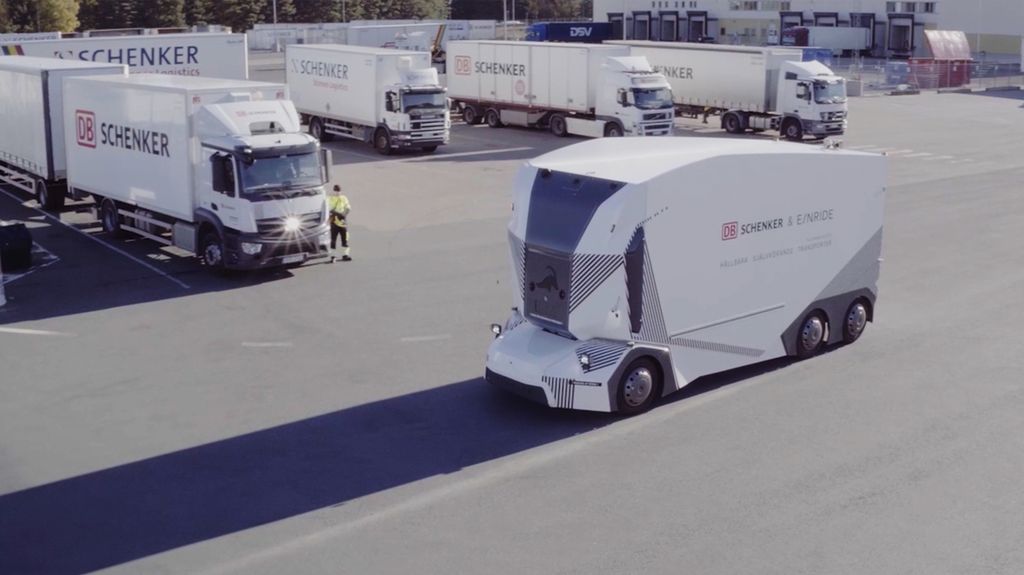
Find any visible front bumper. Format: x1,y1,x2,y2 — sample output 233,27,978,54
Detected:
224,225,331,269
390,129,449,148
804,119,847,136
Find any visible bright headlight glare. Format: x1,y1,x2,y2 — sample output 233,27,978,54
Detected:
579,354,590,368
283,216,301,232
241,242,262,255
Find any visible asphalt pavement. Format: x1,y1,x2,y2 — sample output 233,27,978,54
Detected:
1,79,1023,574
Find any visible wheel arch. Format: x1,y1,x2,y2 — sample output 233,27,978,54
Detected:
605,345,677,412
780,288,877,353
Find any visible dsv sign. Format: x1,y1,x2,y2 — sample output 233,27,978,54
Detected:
570,26,594,37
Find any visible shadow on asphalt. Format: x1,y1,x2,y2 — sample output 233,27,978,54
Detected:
0,353,800,574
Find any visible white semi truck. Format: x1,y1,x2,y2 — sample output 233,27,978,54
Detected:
63,75,333,271
0,33,248,78
486,138,886,414
609,41,848,141
446,41,675,138
287,44,450,155
0,57,128,210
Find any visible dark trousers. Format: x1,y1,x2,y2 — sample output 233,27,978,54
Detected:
330,223,348,249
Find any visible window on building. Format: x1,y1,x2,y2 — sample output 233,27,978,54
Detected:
744,1,757,9
923,2,936,13
904,2,917,12
886,1,897,12
780,1,790,9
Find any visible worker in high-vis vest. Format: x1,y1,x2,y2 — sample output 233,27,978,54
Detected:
327,184,352,262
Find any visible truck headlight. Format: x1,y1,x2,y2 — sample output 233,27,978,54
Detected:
579,354,591,369
283,216,301,232
241,242,263,255
491,323,503,338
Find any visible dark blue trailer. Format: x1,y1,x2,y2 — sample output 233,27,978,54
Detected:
525,22,613,43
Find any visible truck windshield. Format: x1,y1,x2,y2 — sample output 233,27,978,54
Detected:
813,81,847,104
240,152,323,197
402,91,447,111
632,87,674,110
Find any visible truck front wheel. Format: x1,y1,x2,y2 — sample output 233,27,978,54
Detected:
373,128,393,156
604,122,624,137
616,357,662,415
549,114,568,137
783,119,804,141
200,231,225,270
723,113,744,134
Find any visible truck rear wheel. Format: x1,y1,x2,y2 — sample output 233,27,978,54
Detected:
549,114,568,137
485,108,503,128
36,178,64,211
373,128,392,156
723,113,744,134
99,199,122,237
200,230,225,271
796,311,828,358
309,117,332,142
842,299,870,344
616,357,662,415
783,119,804,141
604,122,624,137
462,105,482,125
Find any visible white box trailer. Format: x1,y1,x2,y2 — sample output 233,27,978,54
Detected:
0,57,127,210
486,138,886,414
782,26,872,56
446,40,674,138
63,75,333,271
0,33,248,78
288,44,450,154
609,41,848,140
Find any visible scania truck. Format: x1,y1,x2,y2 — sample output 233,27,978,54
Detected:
0,57,128,210
608,41,848,140
287,44,450,154
486,137,886,414
446,41,674,138
63,75,333,271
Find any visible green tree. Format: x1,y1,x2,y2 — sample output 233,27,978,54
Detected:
523,0,581,20
261,0,296,23
78,0,135,30
216,0,266,31
0,0,11,33
6,0,79,32
183,0,212,25
136,0,185,28
293,0,340,23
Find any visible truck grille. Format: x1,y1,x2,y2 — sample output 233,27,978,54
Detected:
643,111,673,122
256,212,322,236
822,111,847,121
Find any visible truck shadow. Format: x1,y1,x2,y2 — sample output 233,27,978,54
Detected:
0,356,802,574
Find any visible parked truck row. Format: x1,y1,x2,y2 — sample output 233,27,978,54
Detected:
0,56,332,270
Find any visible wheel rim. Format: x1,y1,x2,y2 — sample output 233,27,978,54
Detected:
846,303,867,338
376,133,388,150
622,367,654,408
37,181,48,206
311,121,322,140
787,124,800,138
103,204,116,232
487,111,498,126
609,126,622,137
204,241,222,267
800,316,825,352
464,108,476,124
726,117,738,132
553,117,565,135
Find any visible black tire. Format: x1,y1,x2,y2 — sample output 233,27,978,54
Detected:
309,117,332,142
200,230,226,271
99,199,122,237
462,105,482,125
373,128,392,155
549,114,568,137
485,108,503,128
723,113,743,134
36,178,65,211
783,119,804,141
420,145,438,153
616,357,662,415
795,310,828,359
842,299,870,344
604,122,624,137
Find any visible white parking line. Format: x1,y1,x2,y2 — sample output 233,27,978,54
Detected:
923,155,956,161
0,188,191,290
406,146,533,161
1,243,60,286
901,152,934,158
884,149,916,156
0,326,75,336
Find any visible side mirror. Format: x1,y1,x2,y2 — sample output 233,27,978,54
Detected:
617,88,628,107
796,83,809,100
211,154,235,196
320,148,332,184
385,92,396,112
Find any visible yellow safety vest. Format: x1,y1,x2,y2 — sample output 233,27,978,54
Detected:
328,195,350,227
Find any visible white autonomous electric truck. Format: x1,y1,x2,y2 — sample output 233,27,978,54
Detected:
486,138,886,414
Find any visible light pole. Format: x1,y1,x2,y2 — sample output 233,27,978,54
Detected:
272,0,279,52
503,0,508,39
623,0,628,40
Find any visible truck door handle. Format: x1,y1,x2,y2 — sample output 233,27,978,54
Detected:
211,203,218,211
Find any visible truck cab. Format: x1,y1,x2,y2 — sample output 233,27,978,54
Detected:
599,57,675,137
195,101,331,268
777,60,848,139
380,65,450,152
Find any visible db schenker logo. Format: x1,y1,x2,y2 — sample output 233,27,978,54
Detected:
454,55,472,75
76,110,96,148
721,221,738,240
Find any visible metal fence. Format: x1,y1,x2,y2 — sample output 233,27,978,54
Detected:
831,57,1024,94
